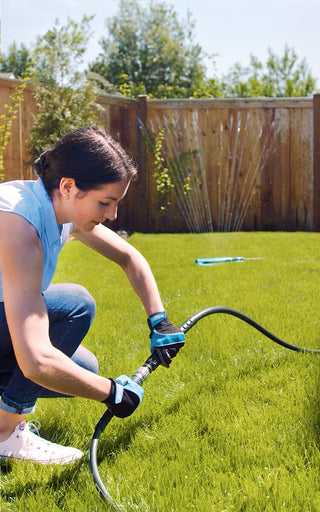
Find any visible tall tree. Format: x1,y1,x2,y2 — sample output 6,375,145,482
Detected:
27,16,100,161
90,0,207,98
32,16,93,88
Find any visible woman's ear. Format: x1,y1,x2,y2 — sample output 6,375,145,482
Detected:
59,177,76,198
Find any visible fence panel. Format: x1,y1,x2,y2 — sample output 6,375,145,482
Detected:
96,94,139,231
141,98,314,232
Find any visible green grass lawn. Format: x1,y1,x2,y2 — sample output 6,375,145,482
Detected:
1,232,320,511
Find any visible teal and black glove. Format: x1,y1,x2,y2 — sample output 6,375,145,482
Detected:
103,375,144,418
148,311,185,368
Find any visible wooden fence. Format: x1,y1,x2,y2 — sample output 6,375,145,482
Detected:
1,76,319,232
0,77,37,180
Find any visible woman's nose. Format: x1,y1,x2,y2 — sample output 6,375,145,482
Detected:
105,204,118,221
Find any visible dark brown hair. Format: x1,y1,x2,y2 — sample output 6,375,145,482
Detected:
33,126,137,196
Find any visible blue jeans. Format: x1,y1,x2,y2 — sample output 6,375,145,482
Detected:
0,283,98,414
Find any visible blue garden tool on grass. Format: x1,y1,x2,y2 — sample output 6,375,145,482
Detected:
195,256,262,266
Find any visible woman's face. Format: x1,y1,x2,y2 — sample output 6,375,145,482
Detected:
68,179,130,232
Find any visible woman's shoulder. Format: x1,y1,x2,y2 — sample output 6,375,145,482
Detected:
0,180,38,208
0,180,44,232
0,209,41,245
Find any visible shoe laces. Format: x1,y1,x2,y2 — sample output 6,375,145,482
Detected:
27,420,41,436
23,420,56,453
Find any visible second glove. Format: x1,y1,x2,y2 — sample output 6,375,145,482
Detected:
148,311,185,367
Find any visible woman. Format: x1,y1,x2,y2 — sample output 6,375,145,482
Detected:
0,126,184,464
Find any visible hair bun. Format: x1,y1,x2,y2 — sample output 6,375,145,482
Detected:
33,150,49,178
33,157,43,177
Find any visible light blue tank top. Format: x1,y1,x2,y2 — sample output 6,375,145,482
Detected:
0,178,73,301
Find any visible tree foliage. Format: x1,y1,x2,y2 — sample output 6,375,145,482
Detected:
0,5,316,110
222,45,316,97
27,16,100,162
32,16,93,88
0,42,33,78
90,0,207,98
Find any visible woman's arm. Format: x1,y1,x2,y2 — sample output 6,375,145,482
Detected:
72,224,164,317
0,212,111,400
73,225,185,369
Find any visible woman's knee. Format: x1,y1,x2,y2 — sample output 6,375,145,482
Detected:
45,283,97,326
73,284,96,325
71,345,99,374
63,284,97,339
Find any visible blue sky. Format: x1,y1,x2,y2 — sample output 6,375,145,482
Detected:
1,0,320,87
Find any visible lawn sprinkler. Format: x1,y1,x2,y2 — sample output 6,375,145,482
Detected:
195,256,262,266
89,306,320,510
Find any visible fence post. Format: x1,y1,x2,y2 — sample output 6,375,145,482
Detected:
313,93,320,231
136,95,150,232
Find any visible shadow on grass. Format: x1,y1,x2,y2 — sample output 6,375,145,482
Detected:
94,396,185,466
0,457,86,508
0,458,13,473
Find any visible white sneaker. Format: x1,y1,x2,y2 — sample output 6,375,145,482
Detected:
0,421,83,465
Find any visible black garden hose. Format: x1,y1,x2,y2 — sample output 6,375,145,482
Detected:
89,306,320,509
179,306,320,353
